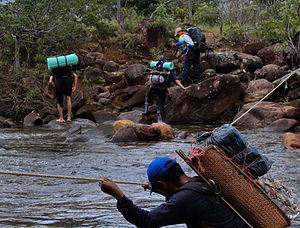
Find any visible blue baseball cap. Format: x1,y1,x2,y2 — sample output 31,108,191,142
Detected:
147,157,176,194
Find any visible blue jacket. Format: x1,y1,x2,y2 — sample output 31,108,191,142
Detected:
117,180,249,228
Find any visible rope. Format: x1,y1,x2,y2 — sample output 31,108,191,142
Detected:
0,170,146,186
231,68,300,125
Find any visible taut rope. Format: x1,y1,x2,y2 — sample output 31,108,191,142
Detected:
0,170,146,186
231,68,300,125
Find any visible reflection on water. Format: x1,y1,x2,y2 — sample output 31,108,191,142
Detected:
0,124,299,227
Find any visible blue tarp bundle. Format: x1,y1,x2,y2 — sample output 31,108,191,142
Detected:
194,124,273,178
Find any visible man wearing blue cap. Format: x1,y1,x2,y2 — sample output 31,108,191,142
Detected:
99,157,249,227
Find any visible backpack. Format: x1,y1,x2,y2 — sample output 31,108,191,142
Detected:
149,61,169,85
186,27,212,53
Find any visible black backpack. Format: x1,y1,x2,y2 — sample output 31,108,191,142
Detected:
186,27,212,53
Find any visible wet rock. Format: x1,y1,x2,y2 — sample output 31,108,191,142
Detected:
133,124,161,141
65,135,89,143
23,111,43,127
270,118,299,132
96,123,114,138
113,119,135,132
244,79,274,103
283,132,300,149
61,125,81,137
111,125,139,142
71,118,97,128
152,122,174,139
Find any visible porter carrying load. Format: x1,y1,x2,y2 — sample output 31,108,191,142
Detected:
178,124,298,228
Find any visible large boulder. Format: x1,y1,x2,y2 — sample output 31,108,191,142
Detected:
120,85,148,110
75,104,98,121
257,47,282,65
283,132,300,149
111,125,139,142
254,64,280,80
163,74,244,123
152,122,174,139
270,118,299,132
117,110,144,124
23,111,43,127
244,79,274,103
70,92,87,114
242,42,267,55
233,52,263,73
113,119,135,132
207,52,240,73
124,64,147,85
233,101,300,127
132,124,161,141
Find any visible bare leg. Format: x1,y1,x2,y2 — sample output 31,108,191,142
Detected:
66,96,72,120
57,104,64,122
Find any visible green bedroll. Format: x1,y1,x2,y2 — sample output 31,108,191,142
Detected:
47,53,78,69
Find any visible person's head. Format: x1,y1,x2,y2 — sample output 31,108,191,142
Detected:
147,157,184,196
174,27,183,37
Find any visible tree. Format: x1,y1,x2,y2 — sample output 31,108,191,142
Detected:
188,0,192,24
0,0,89,71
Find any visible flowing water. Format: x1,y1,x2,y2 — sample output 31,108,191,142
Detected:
0,123,299,227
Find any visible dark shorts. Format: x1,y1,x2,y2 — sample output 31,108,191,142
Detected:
55,77,72,107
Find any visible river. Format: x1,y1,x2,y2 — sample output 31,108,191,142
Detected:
0,123,299,227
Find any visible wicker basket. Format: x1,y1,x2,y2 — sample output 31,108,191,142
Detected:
187,145,290,228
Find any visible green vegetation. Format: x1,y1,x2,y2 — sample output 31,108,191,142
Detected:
0,0,298,73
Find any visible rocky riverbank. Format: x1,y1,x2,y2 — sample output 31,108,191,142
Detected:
0,41,299,134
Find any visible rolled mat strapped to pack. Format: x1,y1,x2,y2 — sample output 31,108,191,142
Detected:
186,145,291,228
47,53,78,69
150,61,174,70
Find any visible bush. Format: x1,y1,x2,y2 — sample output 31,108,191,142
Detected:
256,18,284,43
193,2,219,27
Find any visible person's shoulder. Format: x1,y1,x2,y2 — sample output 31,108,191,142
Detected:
172,187,203,203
